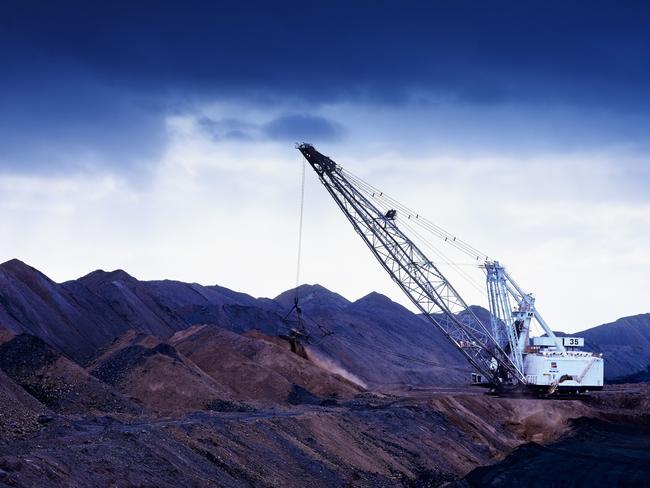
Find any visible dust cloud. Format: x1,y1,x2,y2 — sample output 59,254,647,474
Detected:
306,346,367,389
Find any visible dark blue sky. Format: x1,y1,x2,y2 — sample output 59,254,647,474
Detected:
2,1,650,172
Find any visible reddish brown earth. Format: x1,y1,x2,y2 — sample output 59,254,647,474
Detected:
170,325,362,404
0,379,646,487
4,325,634,487
1,260,649,486
89,330,235,415
0,327,648,486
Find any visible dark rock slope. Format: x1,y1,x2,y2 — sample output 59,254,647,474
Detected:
0,260,470,387
456,417,650,487
1,259,648,387
0,260,185,364
578,314,650,380
0,334,141,415
302,290,470,388
0,368,49,441
0,390,600,488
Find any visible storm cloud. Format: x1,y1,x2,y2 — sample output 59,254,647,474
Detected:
1,1,650,174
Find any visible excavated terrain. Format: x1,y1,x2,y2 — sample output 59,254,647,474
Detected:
170,325,363,404
89,331,235,415
0,369,50,442
455,385,650,487
1,356,647,488
0,335,141,416
0,328,648,487
456,417,650,487
1,261,649,486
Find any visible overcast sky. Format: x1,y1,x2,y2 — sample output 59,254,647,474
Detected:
1,1,649,332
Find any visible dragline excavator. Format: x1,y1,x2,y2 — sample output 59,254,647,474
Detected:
297,143,603,394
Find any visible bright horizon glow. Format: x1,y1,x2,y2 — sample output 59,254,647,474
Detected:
2,107,647,333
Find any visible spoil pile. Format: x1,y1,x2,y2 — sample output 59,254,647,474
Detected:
170,325,363,404
90,330,235,415
0,369,49,441
0,334,140,415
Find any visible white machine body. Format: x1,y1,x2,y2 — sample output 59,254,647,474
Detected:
484,261,605,393
523,349,604,391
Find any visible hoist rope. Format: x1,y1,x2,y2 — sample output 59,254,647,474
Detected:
342,169,490,262
280,157,308,332
295,157,306,297
338,168,489,298
286,153,495,369
398,218,488,298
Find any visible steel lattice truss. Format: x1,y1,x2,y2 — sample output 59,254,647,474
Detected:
298,144,525,385
486,263,524,373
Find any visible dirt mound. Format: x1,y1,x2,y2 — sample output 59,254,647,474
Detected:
3,259,647,389
0,369,50,441
170,325,362,404
90,329,165,367
92,343,181,386
0,334,141,415
245,330,366,394
170,326,296,403
90,331,234,415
